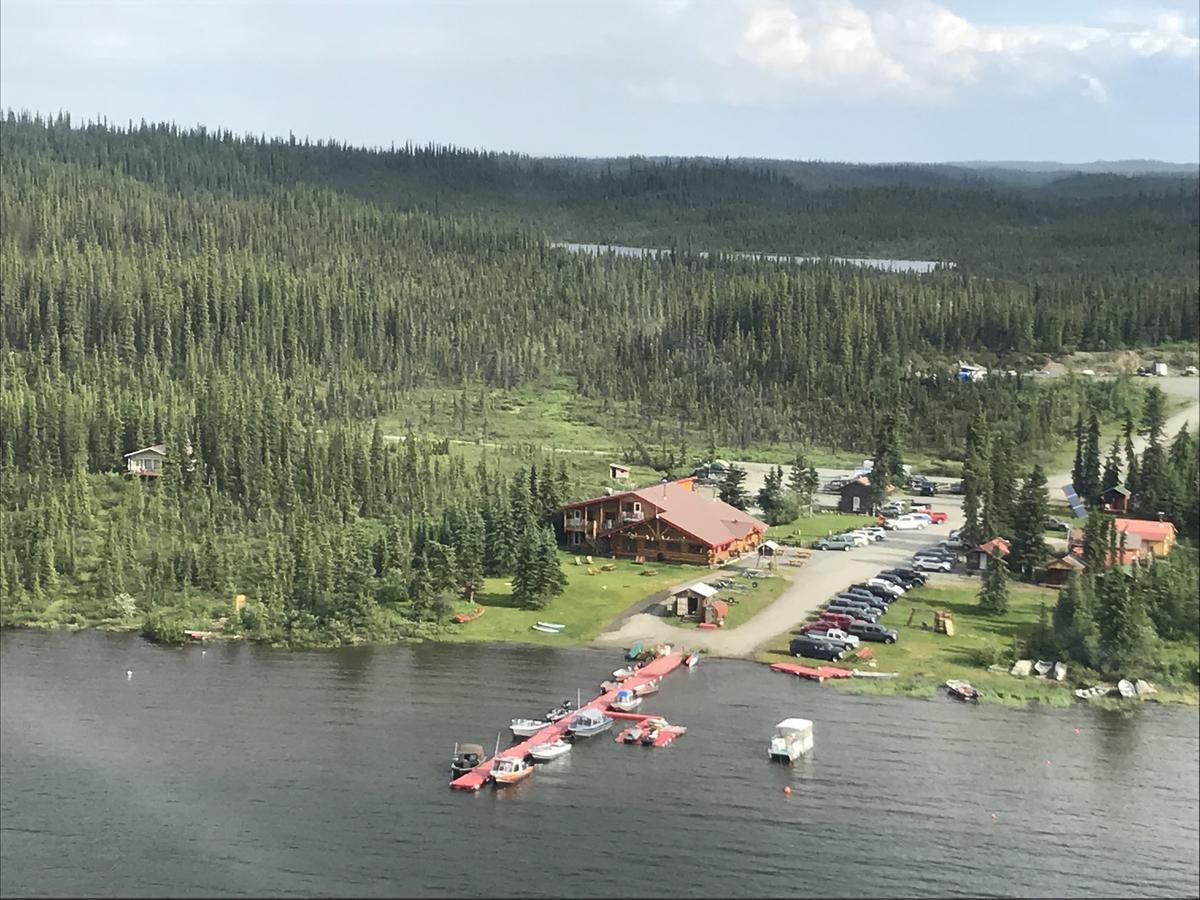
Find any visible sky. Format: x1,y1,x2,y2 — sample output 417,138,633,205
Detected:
1,0,1198,163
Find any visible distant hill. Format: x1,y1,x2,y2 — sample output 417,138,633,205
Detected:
951,159,1199,176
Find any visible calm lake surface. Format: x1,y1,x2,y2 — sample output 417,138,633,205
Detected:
2,629,1197,898
551,241,954,273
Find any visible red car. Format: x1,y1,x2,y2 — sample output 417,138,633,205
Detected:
925,510,948,524
809,612,855,630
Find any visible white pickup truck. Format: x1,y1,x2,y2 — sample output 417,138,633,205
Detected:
806,627,860,649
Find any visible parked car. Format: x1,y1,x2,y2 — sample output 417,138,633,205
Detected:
850,583,897,602
789,636,845,662
880,502,907,518
847,621,899,644
814,535,856,551
840,531,872,548
814,612,855,630
845,585,890,603
825,478,849,492
805,627,861,649
874,572,911,589
948,482,965,495
1043,516,1071,533
839,591,888,610
917,482,938,497
909,512,932,524
863,526,887,541
884,514,926,531
866,578,905,596
912,556,952,573
882,567,927,586
922,510,949,524
826,604,880,623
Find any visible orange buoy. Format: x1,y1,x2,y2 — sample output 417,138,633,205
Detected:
1074,728,1081,736
1045,760,1052,766
783,786,792,797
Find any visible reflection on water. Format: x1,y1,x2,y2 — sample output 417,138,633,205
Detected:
550,241,954,273
1,629,1196,898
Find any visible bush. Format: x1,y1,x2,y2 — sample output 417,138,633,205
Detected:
141,609,189,644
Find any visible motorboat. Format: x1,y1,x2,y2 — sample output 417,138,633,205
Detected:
536,621,565,631
632,678,661,697
641,717,669,746
686,650,701,669
544,699,576,722
599,679,621,692
491,756,533,786
532,623,565,634
612,666,636,680
769,718,814,763
945,680,980,702
567,708,614,738
622,725,643,744
626,641,644,660
450,742,486,778
510,718,550,737
609,689,643,713
1117,679,1136,699
528,739,572,762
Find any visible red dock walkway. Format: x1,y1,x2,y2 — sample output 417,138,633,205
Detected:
770,662,853,682
449,651,686,791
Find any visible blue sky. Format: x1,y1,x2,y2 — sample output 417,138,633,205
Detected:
2,0,1197,162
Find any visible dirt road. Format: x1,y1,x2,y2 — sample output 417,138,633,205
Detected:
594,502,964,658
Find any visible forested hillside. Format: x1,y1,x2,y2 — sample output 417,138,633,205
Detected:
1,111,1196,645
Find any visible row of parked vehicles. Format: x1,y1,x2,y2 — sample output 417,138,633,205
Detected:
789,568,929,661
910,530,968,572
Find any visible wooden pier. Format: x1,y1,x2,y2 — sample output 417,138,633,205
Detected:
449,651,686,791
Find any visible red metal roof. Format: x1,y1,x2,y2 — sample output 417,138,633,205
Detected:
706,598,729,616
1114,518,1176,543
974,537,1011,557
631,481,766,549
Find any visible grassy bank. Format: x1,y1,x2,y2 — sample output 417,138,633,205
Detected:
441,553,693,645
756,579,1199,707
765,513,876,546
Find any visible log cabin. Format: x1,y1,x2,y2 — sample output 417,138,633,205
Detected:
561,478,766,566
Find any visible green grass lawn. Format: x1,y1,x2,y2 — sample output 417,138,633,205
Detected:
755,577,1198,707
441,552,694,645
766,513,876,546
718,570,793,630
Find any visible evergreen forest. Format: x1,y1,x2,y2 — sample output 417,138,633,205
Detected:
1,111,1197,645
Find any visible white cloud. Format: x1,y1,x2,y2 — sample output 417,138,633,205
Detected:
708,0,1200,101
1080,74,1109,103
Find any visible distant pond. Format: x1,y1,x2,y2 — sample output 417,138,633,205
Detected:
551,241,954,273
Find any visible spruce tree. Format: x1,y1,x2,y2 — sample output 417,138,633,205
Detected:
1080,414,1101,503
1009,465,1048,581
977,549,1010,615
719,465,749,510
1101,437,1122,494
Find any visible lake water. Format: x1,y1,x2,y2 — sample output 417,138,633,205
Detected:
551,241,954,273
2,630,1197,898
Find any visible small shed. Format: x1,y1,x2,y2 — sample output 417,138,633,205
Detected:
124,443,167,477
701,597,729,626
672,582,719,618
1099,485,1130,514
608,463,630,481
966,537,1011,573
838,477,874,514
758,540,781,557
1044,554,1086,587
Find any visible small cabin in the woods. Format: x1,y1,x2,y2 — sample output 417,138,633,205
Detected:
837,477,875,514
124,443,167,477
1099,485,1130,514
1114,517,1176,558
966,537,1010,573
608,463,630,481
671,582,719,617
562,478,765,566
1044,554,1086,587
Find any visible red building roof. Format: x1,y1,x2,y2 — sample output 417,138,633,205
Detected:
1113,518,1176,543
974,537,1011,557
632,481,766,548
706,598,730,617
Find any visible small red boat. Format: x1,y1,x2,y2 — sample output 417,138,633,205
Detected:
453,607,486,624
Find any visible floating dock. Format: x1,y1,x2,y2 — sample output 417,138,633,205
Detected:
770,662,853,682
449,651,686,791
613,719,687,748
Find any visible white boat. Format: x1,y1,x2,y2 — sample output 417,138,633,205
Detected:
532,623,564,634
851,670,898,679
491,756,534,786
536,621,565,631
632,678,661,697
769,718,814,763
685,650,701,669
609,689,643,713
612,667,636,680
510,718,550,737
1117,679,1136,699
528,739,572,762
566,708,614,738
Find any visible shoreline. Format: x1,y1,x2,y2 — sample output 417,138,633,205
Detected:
6,619,1196,710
